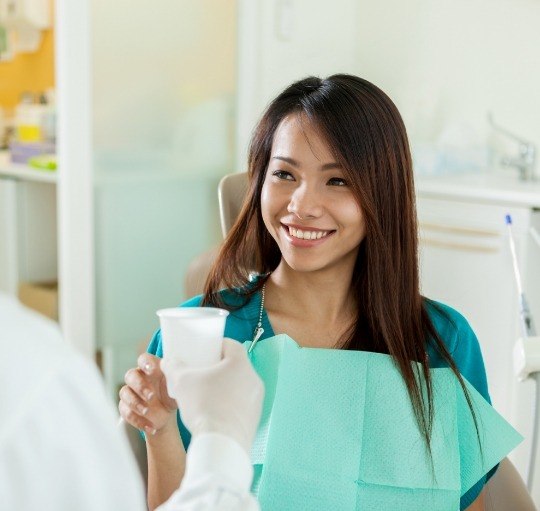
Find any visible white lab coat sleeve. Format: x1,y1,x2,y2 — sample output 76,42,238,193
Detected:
0,353,147,511
157,433,260,511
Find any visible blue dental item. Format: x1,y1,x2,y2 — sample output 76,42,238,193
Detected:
506,214,539,490
505,214,536,338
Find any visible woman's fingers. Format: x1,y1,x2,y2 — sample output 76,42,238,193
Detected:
119,385,149,416
137,352,162,378
138,353,179,412
118,398,157,435
124,367,155,402
121,354,179,435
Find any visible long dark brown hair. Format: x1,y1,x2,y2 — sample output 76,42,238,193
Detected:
203,74,480,463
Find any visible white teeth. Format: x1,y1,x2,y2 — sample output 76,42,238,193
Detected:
287,226,330,240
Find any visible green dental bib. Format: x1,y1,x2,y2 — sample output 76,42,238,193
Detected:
247,335,522,511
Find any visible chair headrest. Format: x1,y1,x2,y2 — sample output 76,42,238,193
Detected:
218,172,249,238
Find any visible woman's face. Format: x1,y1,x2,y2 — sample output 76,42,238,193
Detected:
261,114,366,275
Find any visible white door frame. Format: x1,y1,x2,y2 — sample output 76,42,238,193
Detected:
55,0,95,358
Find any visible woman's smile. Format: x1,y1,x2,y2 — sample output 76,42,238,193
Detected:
280,223,336,248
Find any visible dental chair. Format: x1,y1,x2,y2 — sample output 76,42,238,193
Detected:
183,172,248,297
128,172,537,510
485,458,536,510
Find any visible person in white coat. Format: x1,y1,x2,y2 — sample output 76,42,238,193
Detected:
0,292,146,511
0,292,263,511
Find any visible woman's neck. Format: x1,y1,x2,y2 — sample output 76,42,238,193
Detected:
266,261,356,327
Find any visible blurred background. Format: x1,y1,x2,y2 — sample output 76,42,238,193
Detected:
1,0,539,504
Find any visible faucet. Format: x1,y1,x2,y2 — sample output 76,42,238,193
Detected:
488,113,537,181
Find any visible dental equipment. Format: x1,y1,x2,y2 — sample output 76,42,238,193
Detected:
506,215,536,338
488,113,536,182
506,214,540,491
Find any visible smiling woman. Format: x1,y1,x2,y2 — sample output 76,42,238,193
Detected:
120,74,521,511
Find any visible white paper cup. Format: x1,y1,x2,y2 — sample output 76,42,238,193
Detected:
156,307,229,366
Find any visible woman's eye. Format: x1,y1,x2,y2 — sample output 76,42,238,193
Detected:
272,170,294,181
327,177,347,186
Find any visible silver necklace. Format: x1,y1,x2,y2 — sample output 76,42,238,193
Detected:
248,283,266,353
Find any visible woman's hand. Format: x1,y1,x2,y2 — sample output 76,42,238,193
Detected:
119,353,178,435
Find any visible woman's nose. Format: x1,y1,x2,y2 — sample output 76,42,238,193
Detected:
287,183,324,219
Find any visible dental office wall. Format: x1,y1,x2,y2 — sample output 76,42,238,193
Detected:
354,0,540,171
236,0,360,171
237,0,540,170
91,0,237,395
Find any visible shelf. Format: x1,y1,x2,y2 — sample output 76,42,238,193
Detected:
0,151,57,184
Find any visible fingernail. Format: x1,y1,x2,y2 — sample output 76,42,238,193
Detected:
143,363,152,375
144,390,154,401
138,405,149,415
145,426,157,436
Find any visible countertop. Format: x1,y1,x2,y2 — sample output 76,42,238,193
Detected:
415,171,540,208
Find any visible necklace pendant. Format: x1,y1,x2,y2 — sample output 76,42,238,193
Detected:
249,283,266,354
253,326,264,343
249,327,264,353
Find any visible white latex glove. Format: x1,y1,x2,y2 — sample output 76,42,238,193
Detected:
160,338,264,453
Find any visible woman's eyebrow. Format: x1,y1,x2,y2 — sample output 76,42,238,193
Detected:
271,155,342,170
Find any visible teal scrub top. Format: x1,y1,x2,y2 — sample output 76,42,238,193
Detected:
147,287,495,510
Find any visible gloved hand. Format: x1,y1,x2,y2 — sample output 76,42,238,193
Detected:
160,338,264,453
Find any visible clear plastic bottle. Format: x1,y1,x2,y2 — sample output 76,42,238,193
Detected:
14,92,44,142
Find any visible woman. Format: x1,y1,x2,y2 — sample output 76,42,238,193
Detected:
120,75,502,510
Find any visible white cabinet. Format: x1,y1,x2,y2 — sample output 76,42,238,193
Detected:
0,160,57,298
417,195,540,490
0,178,18,294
